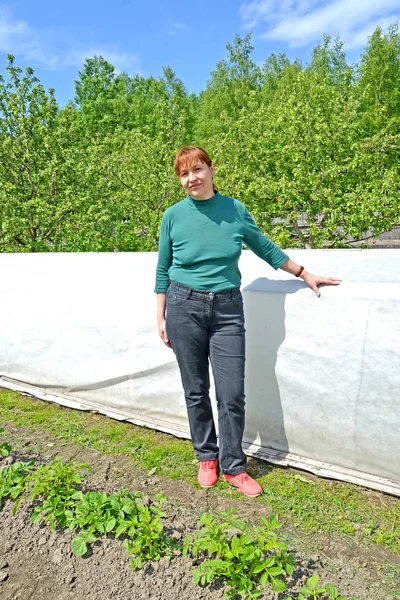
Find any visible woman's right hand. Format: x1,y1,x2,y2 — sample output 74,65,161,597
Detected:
158,318,172,348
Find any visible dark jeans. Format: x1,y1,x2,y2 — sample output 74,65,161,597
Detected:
166,281,247,475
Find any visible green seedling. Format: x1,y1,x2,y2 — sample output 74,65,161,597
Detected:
64,488,175,566
28,457,91,529
325,583,355,600
66,488,143,554
298,574,329,599
66,490,119,535
0,459,35,510
71,530,98,556
123,493,178,569
0,427,12,457
183,508,295,599
288,575,357,600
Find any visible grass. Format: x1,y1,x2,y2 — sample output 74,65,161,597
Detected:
0,388,399,557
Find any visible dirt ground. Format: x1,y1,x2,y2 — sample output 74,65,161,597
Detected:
0,424,398,600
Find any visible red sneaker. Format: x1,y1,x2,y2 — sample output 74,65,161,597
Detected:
223,472,263,497
198,460,218,488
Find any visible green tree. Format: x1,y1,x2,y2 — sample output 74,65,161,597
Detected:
209,64,400,248
308,34,353,95
74,59,195,141
357,24,400,120
75,55,117,108
74,55,128,136
195,34,261,141
0,55,81,251
107,74,167,136
83,129,182,251
1,27,399,254
259,52,300,105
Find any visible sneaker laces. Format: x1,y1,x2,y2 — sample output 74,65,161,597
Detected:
200,460,217,471
233,472,250,483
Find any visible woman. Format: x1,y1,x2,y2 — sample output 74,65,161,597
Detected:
154,146,340,497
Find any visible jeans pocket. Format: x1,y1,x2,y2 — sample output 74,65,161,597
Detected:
231,290,243,308
167,288,191,306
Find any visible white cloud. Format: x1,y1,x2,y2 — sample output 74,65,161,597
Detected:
167,21,191,37
0,4,52,64
0,12,29,44
239,0,400,48
0,4,140,73
344,14,398,49
64,49,140,73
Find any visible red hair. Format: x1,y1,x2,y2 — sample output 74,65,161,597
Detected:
174,145,213,176
174,145,218,191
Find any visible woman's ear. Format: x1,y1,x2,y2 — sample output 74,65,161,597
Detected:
210,162,216,177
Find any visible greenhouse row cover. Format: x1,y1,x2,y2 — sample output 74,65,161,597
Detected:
1,250,399,495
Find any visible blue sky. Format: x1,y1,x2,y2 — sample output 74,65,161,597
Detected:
1,0,399,107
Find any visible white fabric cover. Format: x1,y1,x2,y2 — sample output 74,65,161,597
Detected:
0,250,399,495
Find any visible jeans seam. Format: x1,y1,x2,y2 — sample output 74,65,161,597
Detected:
209,343,226,470
196,452,219,461
221,466,246,475
210,327,247,474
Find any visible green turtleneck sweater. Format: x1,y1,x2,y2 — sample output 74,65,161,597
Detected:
154,192,289,293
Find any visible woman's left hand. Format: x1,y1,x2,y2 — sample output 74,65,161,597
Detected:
301,272,342,297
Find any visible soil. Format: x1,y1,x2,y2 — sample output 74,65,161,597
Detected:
0,424,398,600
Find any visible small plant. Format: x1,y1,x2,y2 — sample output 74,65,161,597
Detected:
65,488,143,555
71,529,98,556
64,487,176,567
3,451,177,567
122,493,178,569
299,577,356,600
0,427,12,457
27,457,91,529
66,490,121,535
183,508,296,599
299,574,328,599
282,576,357,600
0,459,35,508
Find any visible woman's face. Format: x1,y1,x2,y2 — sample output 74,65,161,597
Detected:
178,161,215,200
